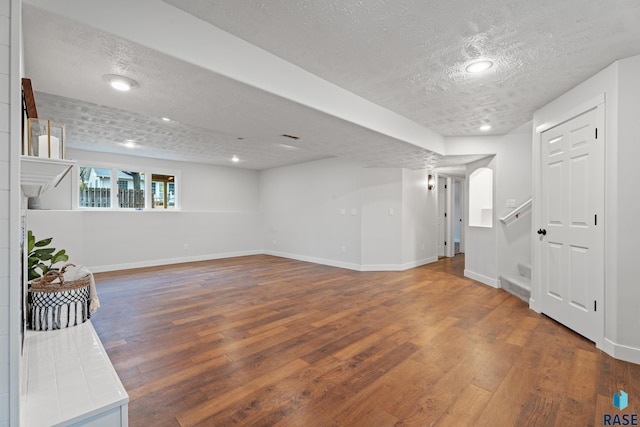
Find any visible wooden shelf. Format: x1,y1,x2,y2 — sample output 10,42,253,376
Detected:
20,156,75,198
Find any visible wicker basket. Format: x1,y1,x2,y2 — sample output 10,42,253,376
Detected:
28,264,92,331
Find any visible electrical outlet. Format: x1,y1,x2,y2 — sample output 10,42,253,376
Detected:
340,208,346,215
341,246,346,253
350,208,357,216
507,199,516,208
183,243,189,250
388,208,395,216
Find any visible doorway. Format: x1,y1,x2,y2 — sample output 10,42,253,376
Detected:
437,174,465,258
536,101,605,344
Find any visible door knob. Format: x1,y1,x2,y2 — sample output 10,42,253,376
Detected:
537,229,547,236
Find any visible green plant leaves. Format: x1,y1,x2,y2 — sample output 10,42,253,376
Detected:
27,231,70,281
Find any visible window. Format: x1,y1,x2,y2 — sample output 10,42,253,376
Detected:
118,170,145,209
79,166,111,208
77,164,178,210
151,174,175,209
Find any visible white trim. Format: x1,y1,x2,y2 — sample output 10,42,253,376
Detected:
361,256,438,272
499,198,532,224
91,250,438,274
74,160,182,211
264,250,361,271
533,97,606,350
602,338,640,365
535,93,605,134
89,250,263,273
464,269,499,288
263,251,438,272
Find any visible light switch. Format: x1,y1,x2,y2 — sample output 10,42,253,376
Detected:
388,208,395,216
350,208,357,216
340,208,346,215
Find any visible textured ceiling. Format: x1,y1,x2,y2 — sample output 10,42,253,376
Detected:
164,0,640,136
22,0,640,170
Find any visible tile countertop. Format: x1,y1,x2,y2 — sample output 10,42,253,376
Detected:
21,321,129,427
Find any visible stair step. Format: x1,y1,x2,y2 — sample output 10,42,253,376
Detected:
517,263,531,280
500,275,531,302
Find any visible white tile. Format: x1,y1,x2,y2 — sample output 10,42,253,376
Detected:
0,308,6,335
0,0,9,18
0,15,8,47
0,220,6,249
0,103,7,132
0,394,9,425
0,392,7,424
0,133,7,163
0,364,6,394
0,249,7,277
0,45,7,75
0,335,6,367
0,278,7,305
0,159,8,190
0,191,7,219
0,162,10,192
0,74,6,104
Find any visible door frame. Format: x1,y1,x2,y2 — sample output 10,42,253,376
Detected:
453,177,465,254
531,93,605,349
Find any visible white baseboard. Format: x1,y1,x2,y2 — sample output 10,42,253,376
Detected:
89,251,439,275
464,269,499,288
89,250,264,273
264,250,361,271
360,256,438,272
602,338,640,365
265,251,437,272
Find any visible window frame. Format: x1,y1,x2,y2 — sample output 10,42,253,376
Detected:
73,161,181,211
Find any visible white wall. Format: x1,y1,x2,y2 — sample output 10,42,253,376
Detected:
29,149,263,272
360,168,402,268
464,156,498,287
0,1,11,424
445,129,533,287
401,168,438,267
27,210,262,272
613,56,640,356
4,1,20,425
260,159,438,271
40,148,260,212
260,157,363,269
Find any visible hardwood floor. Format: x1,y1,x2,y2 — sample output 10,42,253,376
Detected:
92,255,639,426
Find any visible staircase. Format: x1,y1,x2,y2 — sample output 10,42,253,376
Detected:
500,263,531,302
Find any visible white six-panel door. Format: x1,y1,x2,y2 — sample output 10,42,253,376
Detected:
539,105,604,342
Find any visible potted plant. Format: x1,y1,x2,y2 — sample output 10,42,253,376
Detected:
27,230,69,281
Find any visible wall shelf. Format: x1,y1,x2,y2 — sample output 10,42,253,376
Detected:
20,156,75,198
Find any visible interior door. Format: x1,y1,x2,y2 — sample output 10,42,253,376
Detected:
539,106,604,342
437,176,446,257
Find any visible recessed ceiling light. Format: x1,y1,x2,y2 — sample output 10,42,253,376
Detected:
465,60,494,74
162,117,171,122
479,124,492,131
231,155,240,163
103,74,138,91
120,140,138,149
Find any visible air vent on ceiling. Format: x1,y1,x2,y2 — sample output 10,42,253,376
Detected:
281,134,300,140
